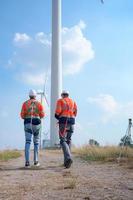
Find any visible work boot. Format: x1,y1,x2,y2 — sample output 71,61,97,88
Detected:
25,161,30,168
34,161,40,167
64,158,73,168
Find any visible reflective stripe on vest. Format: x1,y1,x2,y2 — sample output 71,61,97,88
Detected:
60,98,75,118
25,100,40,118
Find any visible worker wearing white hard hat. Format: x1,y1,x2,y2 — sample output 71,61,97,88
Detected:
29,89,37,97
55,90,77,168
20,89,45,168
61,90,69,96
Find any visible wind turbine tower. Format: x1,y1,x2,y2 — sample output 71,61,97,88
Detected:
50,0,104,147
50,0,62,147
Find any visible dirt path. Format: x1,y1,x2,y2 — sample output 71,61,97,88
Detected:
0,150,133,200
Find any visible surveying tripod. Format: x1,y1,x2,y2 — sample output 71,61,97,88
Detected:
118,118,133,161
123,118,132,145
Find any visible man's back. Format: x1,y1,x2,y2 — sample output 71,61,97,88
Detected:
21,99,44,119
55,97,77,119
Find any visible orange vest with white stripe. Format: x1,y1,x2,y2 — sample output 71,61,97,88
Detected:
21,99,45,119
55,97,77,118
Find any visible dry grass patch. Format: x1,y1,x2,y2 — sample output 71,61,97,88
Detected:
57,172,78,190
64,178,77,189
73,146,133,162
0,150,21,161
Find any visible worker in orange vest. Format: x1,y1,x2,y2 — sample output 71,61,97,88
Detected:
55,90,77,168
20,89,45,167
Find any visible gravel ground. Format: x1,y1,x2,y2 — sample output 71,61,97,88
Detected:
0,150,133,200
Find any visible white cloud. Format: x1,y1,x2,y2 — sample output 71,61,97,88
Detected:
11,32,51,71
88,94,119,114
62,21,94,74
88,94,120,123
78,20,86,29
17,72,45,86
14,33,31,46
88,94,133,124
8,20,95,86
35,32,51,46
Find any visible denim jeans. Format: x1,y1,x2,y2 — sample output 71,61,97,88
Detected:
24,123,41,163
59,123,74,163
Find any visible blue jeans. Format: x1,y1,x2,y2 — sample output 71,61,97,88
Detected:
59,123,74,163
24,123,41,163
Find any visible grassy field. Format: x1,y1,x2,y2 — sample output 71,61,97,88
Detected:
73,145,133,162
0,150,21,161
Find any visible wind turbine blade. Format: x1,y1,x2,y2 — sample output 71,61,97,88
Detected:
43,82,46,94
44,94,49,107
42,71,50,107
43,69,49,93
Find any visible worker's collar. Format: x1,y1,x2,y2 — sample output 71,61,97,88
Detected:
62,97,69,99
30,97,36,100
62,95,69,98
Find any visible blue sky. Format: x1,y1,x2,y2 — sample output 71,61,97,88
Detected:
0,0,133,149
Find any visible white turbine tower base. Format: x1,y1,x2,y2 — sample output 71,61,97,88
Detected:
50,0,62,147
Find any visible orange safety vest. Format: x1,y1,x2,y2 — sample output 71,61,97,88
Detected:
20,99,45,119
55,97,77,118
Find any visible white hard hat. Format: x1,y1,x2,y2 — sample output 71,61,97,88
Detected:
61,90,69,95
29,89,37,97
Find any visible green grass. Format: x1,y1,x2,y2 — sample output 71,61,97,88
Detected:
73,145,133,162
0,150,21,161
